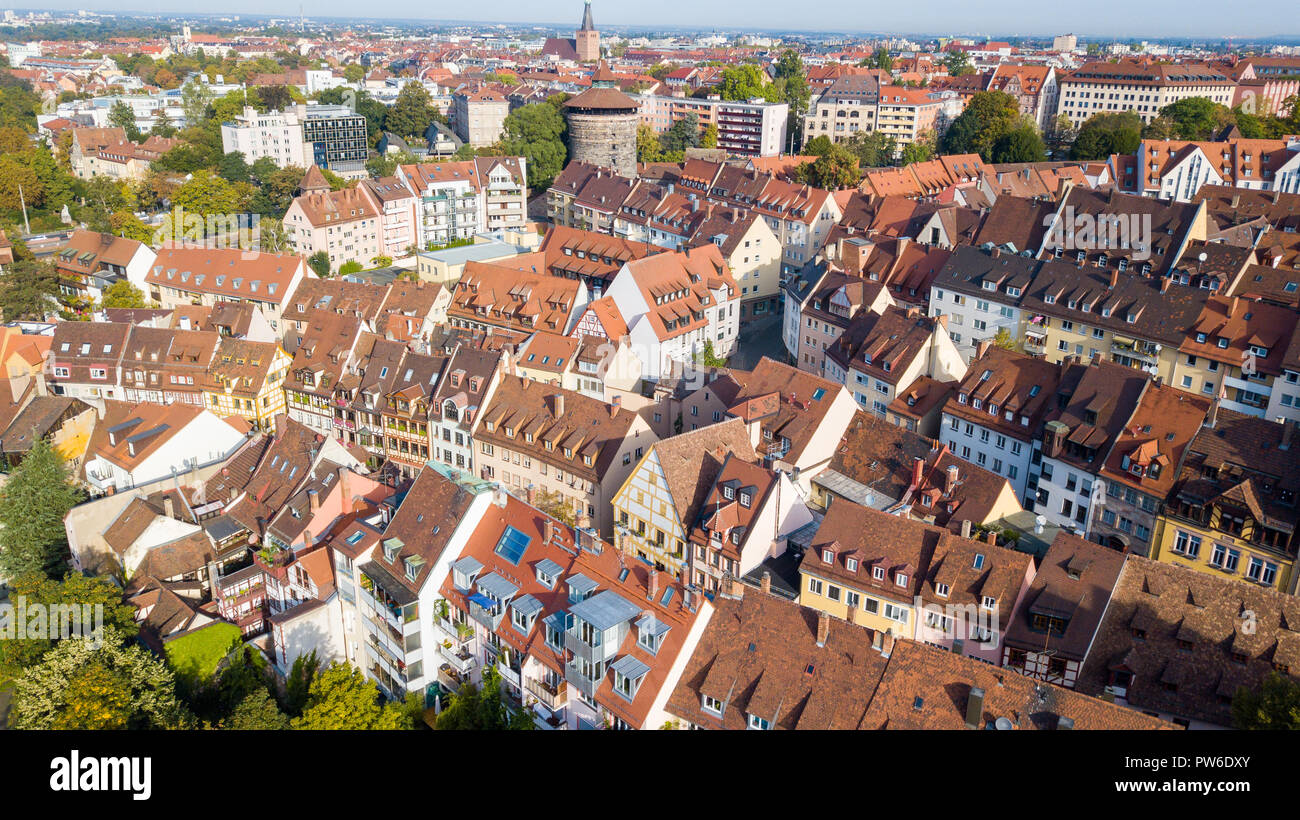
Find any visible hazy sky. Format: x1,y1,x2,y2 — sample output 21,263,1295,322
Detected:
27,1,1297,39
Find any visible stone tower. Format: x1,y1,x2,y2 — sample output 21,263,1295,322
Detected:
575,1,600,62
563,61,639,178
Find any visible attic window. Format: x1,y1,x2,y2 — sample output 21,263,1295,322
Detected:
822,549,834,563
935,583,949,597
895,572,908,587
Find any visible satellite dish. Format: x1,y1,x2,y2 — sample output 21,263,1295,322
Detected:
995,717,1015,730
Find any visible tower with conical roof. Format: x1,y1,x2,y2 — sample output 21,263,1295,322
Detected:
564,60,639,177
575,0,600,62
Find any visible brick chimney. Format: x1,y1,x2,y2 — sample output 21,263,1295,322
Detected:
945,464,959,495
553,393,564,417
815,609,830,647
911,456,925,489
1109,268,1119,289
965,686,986,729
975,338,993,361
760,571,771,595
647,569,659,601
162,493,175,520
308,488,320,512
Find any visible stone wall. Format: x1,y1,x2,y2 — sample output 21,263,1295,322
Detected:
567,111,638,178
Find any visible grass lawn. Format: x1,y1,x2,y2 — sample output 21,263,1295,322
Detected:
164,622,242,682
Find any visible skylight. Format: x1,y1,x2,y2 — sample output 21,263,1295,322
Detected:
494,525,531,565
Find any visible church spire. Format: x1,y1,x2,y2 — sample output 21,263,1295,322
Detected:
579,0,595,32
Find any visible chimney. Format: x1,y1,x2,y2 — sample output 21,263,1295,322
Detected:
1159,276,1170,293
960,519,972,539
1109,268,1119,289
609,394,621,418
1281,422,1295,452
303,528,313,548
307,488,320,512
648,569,659,601
985,530,998,546
964,687,986,729
815,610,830,647
911,456,925,489
553,393,564,417
945,464,959,495
1207,397,1220,429
162,493,175,520
975,338,992,360
760,571,771,595
724,575,745,599
880,631,895,658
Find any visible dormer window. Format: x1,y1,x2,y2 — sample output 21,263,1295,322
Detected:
846,558,858,572
738,491,751,507
895,572,908,587
822,549,834,563
873,566,885,581
936,583,950,597
981,595,996,610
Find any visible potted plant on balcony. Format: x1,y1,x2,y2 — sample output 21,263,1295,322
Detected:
455,621,473,640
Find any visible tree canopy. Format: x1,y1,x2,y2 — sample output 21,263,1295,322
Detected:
290,662,416,729
1069,111,1142,160
432,665,536,730
0,437,82,579
939,91,1026,161
499,102,568,190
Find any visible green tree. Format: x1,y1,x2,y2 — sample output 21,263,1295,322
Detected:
172,170,242,216
992,124,1047,163
11,626,191,730
1069,111,1142,160
693,339,729,368
0,572,137,676
794,143,860,189
536,488,577,525
636,124,664,163
1232,672,1300,729
0,437,82,578
1149,96,1234,141
717,64,769,101
862,47,894,71
940,90,1022,161
291,662,414,729
661,112,701,154
217,150,251,184
338,260,363,275
991,326,1019,351
0,154,42,211
223,690,292,729
499,102,568,190
100,279,147,309
387,82,438,140
155,142,219,174
306,250,331,278
0,259,61,321
259,84,292,112
943,49,975,77
108,100,141,142
343,63,366,83
845,130,897,167
432,665,536,730
803,134,834,156
900,135,934,165
700,122,719,149
280,649,320,717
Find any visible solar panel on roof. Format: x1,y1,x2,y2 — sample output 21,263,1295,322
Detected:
494,525,531,565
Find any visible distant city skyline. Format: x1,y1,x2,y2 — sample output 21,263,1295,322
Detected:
12,1,1298,40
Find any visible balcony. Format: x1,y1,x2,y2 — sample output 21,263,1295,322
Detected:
438,642,476,675
469,595,505,631
525,678,569,712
